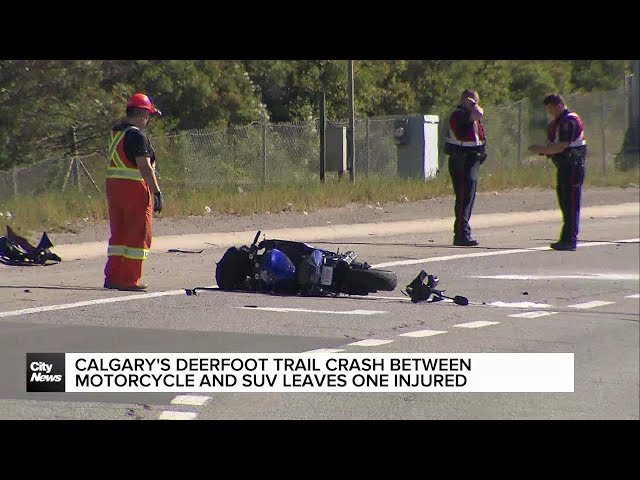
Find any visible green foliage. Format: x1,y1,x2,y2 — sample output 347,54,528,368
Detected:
571,60,627,92
0,60,123,170
0,59,630,171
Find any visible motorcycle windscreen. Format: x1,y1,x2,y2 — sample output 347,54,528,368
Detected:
298,249,324,285
310,249,323,267
259,249,297,284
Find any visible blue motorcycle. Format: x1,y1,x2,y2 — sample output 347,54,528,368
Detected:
203,231,398,297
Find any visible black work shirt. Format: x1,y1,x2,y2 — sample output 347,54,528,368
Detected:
112,121,156,167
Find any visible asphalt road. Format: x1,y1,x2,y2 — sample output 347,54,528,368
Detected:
0,209,638,420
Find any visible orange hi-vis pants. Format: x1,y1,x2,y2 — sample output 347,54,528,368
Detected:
104,178,153,287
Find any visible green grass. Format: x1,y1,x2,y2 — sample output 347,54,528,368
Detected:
2,165,638,236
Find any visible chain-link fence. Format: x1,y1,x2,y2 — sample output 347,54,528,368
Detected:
476,87,633,175
1,86,636,201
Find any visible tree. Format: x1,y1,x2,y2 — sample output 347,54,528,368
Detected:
0,60,124,170
0,59,631,171
571,60,626,92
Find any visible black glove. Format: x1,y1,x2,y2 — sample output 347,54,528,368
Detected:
153,192,163,213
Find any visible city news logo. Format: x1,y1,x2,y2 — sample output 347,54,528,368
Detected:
26,353,65,392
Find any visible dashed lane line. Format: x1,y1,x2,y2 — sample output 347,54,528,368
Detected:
304,348,346,353
398,329,448,338
567,300,616,309
170,395,211,406
509,311,559,319
347,339,394,347
158,411,199,420
453,321,501,328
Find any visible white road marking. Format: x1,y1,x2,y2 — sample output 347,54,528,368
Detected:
0,289,186,319
371,238,639,269
398,329,447,337
488,301,554,308
625,294,640,299
373,248,549,268
170,395,211,406
2,237,637,320
351,294,455,304
509,311,559,319
472,274,639,281
339,296,556,310
303,348,346,354
348,339,394,347
158,411,199,420
567,300,615,309
234,307,387,315
354,295,412,301
453,321,500,328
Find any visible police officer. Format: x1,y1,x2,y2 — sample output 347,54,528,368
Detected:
528,94,587,251
445,89,487,246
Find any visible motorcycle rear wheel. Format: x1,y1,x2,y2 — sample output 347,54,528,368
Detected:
343,268,398,294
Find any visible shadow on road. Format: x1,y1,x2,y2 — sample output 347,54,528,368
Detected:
0,285,106,292
311,241,548,251
533,238,638,244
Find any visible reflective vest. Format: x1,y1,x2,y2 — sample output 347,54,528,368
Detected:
548,111,586,148
106,126,145,181
446,106,486,147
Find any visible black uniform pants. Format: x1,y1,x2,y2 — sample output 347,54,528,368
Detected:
448,155,481,241
554,156,585,245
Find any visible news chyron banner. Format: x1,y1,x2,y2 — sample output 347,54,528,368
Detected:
27,352,574,393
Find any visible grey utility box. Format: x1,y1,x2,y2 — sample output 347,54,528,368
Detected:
393,114,439,180
326,125,347,173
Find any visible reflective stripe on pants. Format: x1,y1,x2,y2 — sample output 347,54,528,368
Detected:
104,178,153,287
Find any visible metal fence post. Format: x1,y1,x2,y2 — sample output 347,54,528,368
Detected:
347,60,355,183
517,100,523,165
631,61,640,152
77,156,101,193
12,166,18,197
63,126,80,192
601,93,607,174
62,156,75,192
262,122,267,185
72,126,81,190
319,92,326,183
365,116,370,177
624,74,631,133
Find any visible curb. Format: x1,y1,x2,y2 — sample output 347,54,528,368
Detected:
52,202,639,261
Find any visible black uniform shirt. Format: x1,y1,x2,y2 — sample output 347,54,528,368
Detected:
112,121,156,167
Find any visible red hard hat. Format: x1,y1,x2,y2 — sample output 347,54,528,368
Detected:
126,93,161,115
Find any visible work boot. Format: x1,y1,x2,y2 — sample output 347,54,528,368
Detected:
104,281,148,291
453,238,479,247
549,241,576,251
